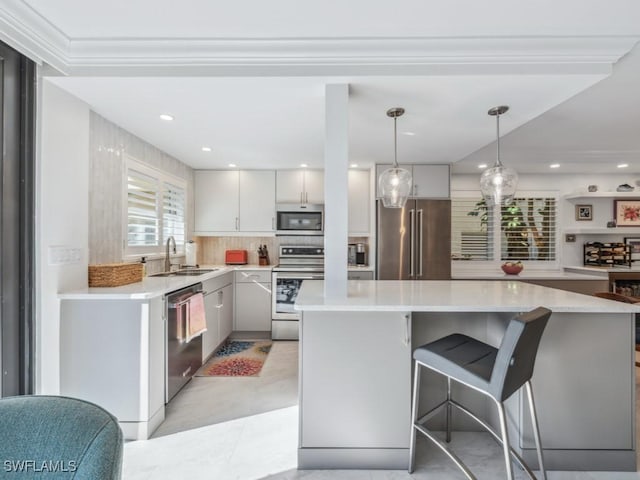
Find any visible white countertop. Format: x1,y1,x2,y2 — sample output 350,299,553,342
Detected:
59,264,374,300
564,265,640,276
452,267,606,280
294,280,640,313
59,264,272,300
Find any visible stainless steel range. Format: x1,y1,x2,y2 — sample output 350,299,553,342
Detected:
272,245,324,340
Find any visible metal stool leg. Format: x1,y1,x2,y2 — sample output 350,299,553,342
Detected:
496,400,515,480
525,381,547,480
446,376,452,443
409,362,421,473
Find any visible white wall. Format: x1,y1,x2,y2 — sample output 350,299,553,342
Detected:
453,173,640,266
37,80,90,394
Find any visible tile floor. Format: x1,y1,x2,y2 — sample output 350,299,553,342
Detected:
123,341,640,480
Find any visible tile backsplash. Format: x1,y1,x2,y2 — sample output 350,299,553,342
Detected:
195,236,368,266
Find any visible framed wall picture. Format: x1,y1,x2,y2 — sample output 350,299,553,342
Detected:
575,204,593,221
624,237,640,262
614,199,640,226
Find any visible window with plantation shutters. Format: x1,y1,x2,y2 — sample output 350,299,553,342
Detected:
125,157,186,257
452,192,558,264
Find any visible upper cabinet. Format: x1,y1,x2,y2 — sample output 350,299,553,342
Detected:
348,169,370,236
276,169,324,205
239,170,276,232
194,170,275,235
195,170,239,233
375,164,450,199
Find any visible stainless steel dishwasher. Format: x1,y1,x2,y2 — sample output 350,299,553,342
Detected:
166,283,204,403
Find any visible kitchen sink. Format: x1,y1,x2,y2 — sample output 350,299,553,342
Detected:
150,269,217,278
175,269,217,276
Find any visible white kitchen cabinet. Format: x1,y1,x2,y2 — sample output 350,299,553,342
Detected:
59,296,165,440
194,170,239,233
375,164,450,199
348,169,370,235
348,270,374,280
219,284,234,341
234,270,272,331
300,310,411,449
202,272,233,361
239,170,276,232
195,170,276,235
276,169,324,205
411,164,450,198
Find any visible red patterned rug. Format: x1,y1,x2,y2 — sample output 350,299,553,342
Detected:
196,340,272,377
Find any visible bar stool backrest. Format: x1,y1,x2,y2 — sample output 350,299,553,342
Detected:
490,307,552,402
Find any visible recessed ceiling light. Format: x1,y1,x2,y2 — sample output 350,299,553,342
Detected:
159,114,174,121
618,163,629,168
402,132,416,136
300,163,308,168
201,146,212,152
549,164,560,169
350,163,358,168
478,164,487,169
228,163,237,168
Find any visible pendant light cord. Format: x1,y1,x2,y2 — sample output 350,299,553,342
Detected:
393,116,398,168
495,111,502,167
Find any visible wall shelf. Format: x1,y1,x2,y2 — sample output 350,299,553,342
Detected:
564,191,640,201
563,227,640,235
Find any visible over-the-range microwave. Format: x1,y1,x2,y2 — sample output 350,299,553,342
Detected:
276,203,324,236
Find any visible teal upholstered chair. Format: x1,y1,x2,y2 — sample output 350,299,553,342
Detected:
0,395,123,479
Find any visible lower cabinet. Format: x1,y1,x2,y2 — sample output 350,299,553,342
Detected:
300,310,411,449
234,270,272,331
202,273,233,361
219,284,234,341
59,296,165,440
348,270,374,280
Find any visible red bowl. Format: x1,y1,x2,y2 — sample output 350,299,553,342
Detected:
501,264,523,275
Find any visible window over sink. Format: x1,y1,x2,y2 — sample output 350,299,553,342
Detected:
124,156,186,258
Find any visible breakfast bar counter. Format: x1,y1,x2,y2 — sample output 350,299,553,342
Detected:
295,280,639,472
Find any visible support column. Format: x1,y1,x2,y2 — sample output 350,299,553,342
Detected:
324,84,349,300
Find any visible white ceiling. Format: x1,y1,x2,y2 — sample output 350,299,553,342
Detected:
3,0,640,174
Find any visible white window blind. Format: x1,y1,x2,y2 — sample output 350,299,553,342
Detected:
162,182,186,246
125,158,186,257
127,170,159,248
452,194,557,263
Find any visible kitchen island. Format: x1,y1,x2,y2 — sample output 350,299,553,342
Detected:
295,280,639,472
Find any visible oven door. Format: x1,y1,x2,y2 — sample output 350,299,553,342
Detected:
271,271,324,320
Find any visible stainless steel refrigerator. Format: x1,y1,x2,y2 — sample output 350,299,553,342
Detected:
376,199,451,280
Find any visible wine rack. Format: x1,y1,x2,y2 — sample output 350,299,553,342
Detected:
583,242,631,267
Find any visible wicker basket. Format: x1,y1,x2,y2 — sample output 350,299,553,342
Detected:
88,263,144,287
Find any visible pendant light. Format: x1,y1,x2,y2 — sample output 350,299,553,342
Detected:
379,107,412,208
480,106,518,206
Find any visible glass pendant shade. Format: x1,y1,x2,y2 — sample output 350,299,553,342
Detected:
379,167,412,208
379,107,413,208
479,105,518,206
480,162,518,206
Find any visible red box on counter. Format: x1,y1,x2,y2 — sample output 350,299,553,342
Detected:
225,249,248,265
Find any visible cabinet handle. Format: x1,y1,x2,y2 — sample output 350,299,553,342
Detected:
272,217,275,230
235,217,239,230
404,314,411,346
300,191,303,204
418,209,424,277
305,192,308,203
409,209,415,277
217,290,223,308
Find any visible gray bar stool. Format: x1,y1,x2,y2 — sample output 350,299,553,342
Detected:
409,306,551,480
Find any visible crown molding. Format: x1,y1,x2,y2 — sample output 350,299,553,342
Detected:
0,0,69,72
62,35,637,76
0,1,637,77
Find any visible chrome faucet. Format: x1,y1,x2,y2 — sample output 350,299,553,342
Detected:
165,236,176,272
